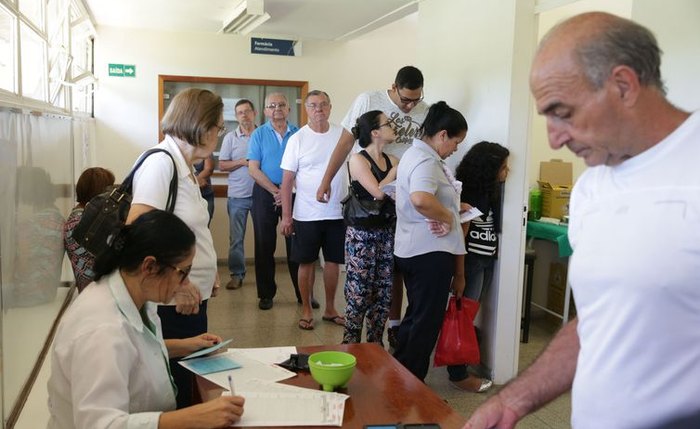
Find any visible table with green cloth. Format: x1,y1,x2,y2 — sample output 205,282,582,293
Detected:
526,220,572,257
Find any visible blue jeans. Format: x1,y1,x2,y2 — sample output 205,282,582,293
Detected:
227,196,252,278
463,254,495,302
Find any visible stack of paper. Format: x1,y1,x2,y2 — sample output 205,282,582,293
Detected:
179,353,242,375
189,349,297,389
225,379,348,427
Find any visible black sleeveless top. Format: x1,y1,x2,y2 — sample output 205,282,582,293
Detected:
350,150,392,200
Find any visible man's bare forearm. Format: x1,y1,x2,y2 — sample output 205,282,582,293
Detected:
280,170,295,220
219,158,246,172
248,163,279,195
320,130,354,185
499,318,579,417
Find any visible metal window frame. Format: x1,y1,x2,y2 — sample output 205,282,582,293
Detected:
0,0,95,114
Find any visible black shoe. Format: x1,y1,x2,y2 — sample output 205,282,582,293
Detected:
387,326,400,350
258,298,273,310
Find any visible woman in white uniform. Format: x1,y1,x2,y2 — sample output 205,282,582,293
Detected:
47,210,245,429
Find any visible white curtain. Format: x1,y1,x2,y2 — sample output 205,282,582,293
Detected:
0,108,95,417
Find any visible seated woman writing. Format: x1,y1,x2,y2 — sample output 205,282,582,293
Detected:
47,210,245,429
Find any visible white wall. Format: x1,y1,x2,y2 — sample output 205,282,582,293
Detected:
417,0,537,383
632,0,700,112
93,13,419,176
93,13,419,258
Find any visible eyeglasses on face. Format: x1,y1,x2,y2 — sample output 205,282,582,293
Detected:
378,121,394,129
168,264,192,284
236,109,254,116
215,124,227,137
265,102,287,110
305,102,330,110
396,87,424,105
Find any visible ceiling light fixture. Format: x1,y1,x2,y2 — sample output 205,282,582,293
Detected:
221,0,271,35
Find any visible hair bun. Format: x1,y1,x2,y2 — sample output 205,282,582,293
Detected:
351,125,360,140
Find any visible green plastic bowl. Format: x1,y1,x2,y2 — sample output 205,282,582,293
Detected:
308,351,357,392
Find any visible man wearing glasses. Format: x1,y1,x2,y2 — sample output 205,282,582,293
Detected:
316,65,427,203
247,93,302,310
316,65,428,347
280,90,346,330
219,99,258,291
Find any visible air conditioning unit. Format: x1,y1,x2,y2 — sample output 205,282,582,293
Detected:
221,0,271,35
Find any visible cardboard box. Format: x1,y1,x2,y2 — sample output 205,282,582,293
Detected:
538,159,572,219
546,262,576,324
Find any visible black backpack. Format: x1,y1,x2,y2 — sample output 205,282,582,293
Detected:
72,149,178,256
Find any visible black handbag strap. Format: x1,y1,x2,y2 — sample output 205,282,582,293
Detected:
120,148,178,212
358,150,392,181
345,162,359,198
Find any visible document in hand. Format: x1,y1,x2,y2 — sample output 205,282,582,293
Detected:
460,207,483,223
380,181,396,200
181,338,233,360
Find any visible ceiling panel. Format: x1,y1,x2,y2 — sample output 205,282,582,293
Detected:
84,0,419,41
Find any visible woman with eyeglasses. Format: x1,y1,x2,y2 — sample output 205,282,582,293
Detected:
126,88,225,408
341,110,398,345
48,210,245,429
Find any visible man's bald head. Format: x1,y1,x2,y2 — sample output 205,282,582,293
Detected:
536,12,665,93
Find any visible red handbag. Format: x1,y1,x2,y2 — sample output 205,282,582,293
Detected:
434,296,480,367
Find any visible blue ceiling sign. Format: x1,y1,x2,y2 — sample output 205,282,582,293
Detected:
251,38,297,56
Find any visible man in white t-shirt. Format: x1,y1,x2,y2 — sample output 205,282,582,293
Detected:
316,65,429,345
466,12,700,429
280,90,346,331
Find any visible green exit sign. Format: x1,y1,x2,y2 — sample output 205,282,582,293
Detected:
108,63,136,77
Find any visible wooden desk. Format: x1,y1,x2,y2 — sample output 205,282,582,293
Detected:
195,343,466,429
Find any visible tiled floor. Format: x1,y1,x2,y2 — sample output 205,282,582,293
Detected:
209,262,572,428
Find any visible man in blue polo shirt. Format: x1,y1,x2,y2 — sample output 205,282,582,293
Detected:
247,92,302,310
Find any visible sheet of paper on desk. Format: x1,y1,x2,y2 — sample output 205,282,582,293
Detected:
460,207,483,223
202,350,296,390
225,380,348,427
178,354,241,375
229,346,297,365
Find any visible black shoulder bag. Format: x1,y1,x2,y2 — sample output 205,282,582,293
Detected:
72,148,178,255
341,154,395,228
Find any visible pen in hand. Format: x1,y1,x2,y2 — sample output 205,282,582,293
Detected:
228,374,236,395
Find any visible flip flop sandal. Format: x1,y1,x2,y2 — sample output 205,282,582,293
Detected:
298,318,314,330
321,315,345,326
